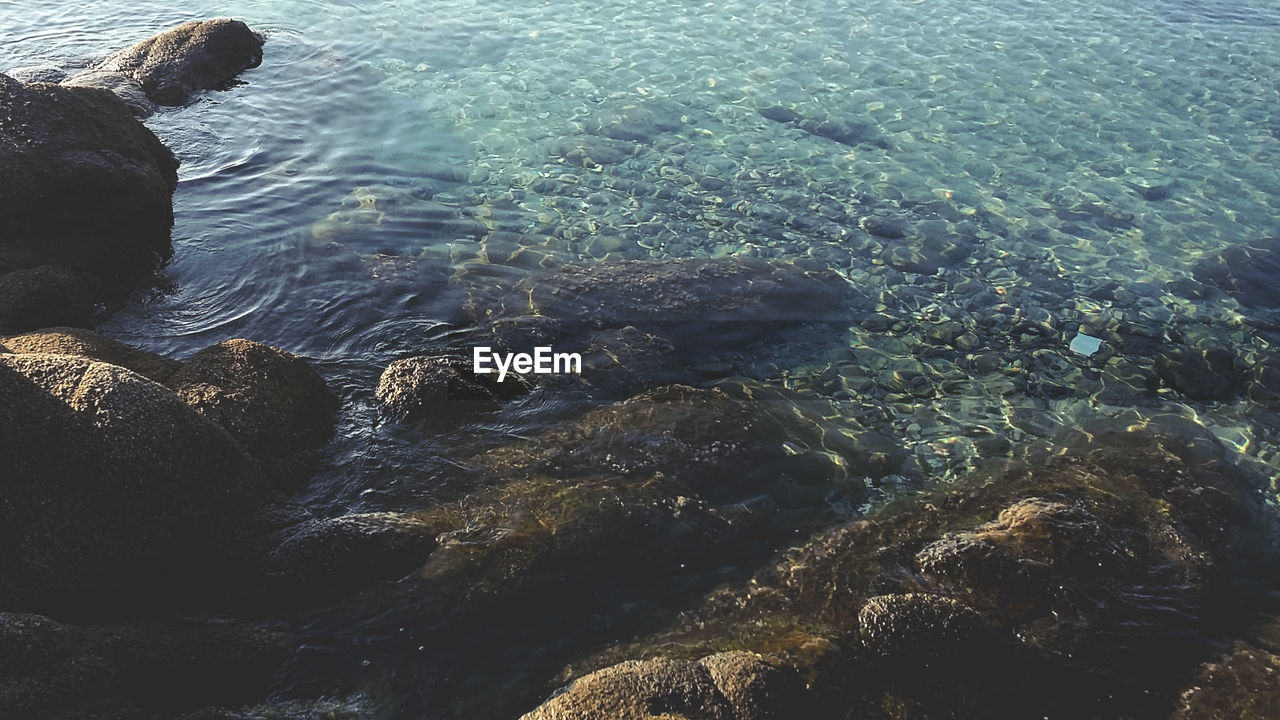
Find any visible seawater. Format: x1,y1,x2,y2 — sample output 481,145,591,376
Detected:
3,0,1278,521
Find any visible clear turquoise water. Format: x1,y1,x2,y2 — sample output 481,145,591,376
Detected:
3,0,1279,525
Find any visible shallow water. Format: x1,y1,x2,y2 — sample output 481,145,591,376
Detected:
4,0,1280,713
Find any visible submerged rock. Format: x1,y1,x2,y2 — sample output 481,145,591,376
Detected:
64,19,264,113
167,339,337,490
253,512,439,607
1192,237,1280,309
580,420,1276,719
474,385,786,501
464,257,858,357
0,353,273,612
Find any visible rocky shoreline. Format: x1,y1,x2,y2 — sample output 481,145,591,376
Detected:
2,17,1279,720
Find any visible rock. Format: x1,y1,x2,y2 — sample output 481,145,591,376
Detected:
618,419,1276,718
520,657,736,720
0,76,177,320
857,593,996,665
586,102,684,143
1155,345,1242,402
697,652,807,720
549,135,637,167
757,105,802,124
798,115,888,149
463,257,859,357
576,326,697,395
1192,237,1280,309
474,385,786,502
3,65,66,84
860,216,914,239
64,19,264,111
0,353,272,612
521,652,805,720
376,354,527,421
253,513,439,607
167,339,337,490
0,327,179,383
0,267,94,333
0,614,291,719
1174,642,1280,719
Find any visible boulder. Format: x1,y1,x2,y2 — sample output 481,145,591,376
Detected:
521,653,802,720
0,267,94,333
0,353,272,612
63,19,264,112
0,75,177,286
0,327,179,383
167,339,337,490
376,354,527,421
519,657,736,720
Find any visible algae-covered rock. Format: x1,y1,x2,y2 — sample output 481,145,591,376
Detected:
585,419,1275,719
474,385,786,501
253,512,439,607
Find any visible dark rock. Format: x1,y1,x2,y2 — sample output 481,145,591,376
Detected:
1192,237,1280,309
376,354,528,421
3,65,67,84
757,105,801,124
254,512,439,607
799,115,886,149
0,327,180,383
857,593,996,665
586,103,684,143
549,135,637,167
167,339,337,491
0,614,290,719
0,353,273,613
0,266,94,333
860,311,895,332
1155,345,1243,402
577,326,696,396
0,76,178,317
613,419,1276,719
1246,355,1280,410
1166,276,1210,300
1137,183,1176,201
860,216,913,239
64,19,264,110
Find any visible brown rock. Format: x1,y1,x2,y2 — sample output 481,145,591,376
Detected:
167,339,337,489
0,327,179,383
